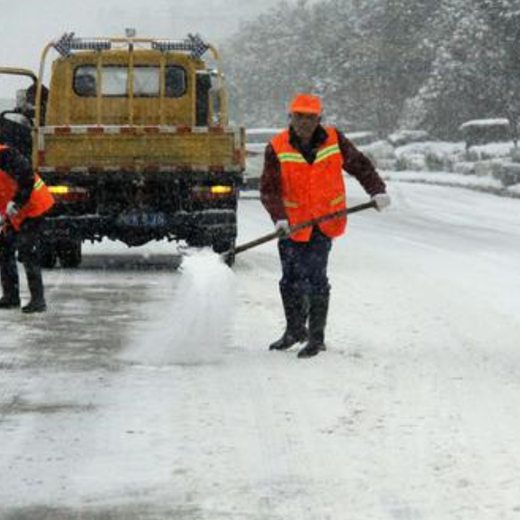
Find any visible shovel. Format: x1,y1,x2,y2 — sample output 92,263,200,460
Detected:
222,199,376,263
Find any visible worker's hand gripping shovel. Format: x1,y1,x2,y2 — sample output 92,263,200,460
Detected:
222,200,377,264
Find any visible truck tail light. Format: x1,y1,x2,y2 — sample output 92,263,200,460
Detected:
191,185,234,200
49,185,89,202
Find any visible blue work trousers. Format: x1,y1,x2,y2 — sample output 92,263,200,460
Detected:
278,226,332,296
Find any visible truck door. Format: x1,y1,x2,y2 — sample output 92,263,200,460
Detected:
0,67,46,157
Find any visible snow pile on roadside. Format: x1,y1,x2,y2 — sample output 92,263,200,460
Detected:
394,141,466,170
509,182,520,194
466,141,516,161
121,249,236,366
381,170,504,190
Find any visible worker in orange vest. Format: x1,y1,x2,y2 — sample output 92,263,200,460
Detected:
260,93,390,358
0,141,54,313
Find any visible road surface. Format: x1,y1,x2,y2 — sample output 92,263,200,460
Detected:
1,179,520,519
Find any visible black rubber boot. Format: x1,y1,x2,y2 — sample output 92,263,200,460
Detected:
297,339,326,358
22,263,47,314
0,258,21,309
269,286,309,351
0,296,21,309
298,292,329,359
269,329,308,351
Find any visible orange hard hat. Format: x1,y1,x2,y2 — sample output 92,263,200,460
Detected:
289,94,322,115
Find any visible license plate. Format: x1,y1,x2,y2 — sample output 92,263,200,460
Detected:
117,212,166,227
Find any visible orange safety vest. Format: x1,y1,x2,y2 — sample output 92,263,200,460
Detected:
0,145,54,230
271,127,347,242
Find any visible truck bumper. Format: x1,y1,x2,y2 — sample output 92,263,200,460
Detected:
41,209,237,246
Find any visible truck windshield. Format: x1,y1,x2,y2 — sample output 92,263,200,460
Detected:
73,65,186,98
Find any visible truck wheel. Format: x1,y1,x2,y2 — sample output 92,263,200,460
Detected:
58,241,82,268
212,238,236,266
186,236,208,248
40,243,58,269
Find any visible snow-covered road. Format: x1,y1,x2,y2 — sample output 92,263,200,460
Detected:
1,180,520,519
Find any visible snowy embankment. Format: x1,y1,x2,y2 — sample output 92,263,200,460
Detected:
381,169,519,197
246,136,520,197
358,138,520,197
0,179,520,519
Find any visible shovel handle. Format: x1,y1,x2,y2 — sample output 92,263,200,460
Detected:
230,200,376,257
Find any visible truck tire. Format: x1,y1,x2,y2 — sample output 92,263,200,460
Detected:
212,238,235,266
185,234,209,249
58,240,82,268
40,243,58,269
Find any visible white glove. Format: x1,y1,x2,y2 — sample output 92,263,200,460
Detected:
275,219,291,236
5,201,19,217
372,193,391,212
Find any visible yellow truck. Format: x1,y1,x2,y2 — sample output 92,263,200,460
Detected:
0,32,245,266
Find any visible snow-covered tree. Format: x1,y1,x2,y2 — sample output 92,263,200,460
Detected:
224,0,520,138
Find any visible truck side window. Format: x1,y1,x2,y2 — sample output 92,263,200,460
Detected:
103,68,128,96
165,66,186,98
133,68,160,97
74,67,97,97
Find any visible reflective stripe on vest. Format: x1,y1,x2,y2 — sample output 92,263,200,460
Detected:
330,193,345,206
34,177,45,191
276,144,342,165
315,144,341,163
277,152,307,164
